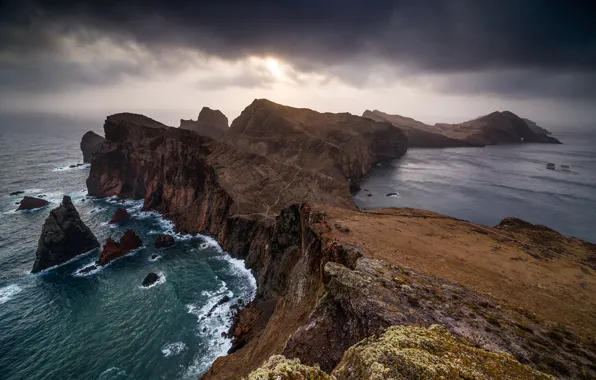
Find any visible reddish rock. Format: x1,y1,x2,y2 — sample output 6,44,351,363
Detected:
154,234,175,248
17,196,50,211
97,229,142,266
109,208,129,224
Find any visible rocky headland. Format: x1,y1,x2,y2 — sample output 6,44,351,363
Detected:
179,106,229,140
80,131,106,163
84,99,594,379
364,109,561,147
32,195,99,273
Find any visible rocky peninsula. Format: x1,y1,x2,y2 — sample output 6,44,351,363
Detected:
84,99,594,379
364,109,561,147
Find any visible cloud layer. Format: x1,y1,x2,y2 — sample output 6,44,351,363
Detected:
0,0,595,113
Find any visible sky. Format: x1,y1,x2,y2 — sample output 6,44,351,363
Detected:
0,0,595,127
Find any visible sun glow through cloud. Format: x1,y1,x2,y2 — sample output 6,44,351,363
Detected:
264,57,283,79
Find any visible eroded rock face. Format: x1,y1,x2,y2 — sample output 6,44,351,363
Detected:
97,229,142,266
154,234,175,248
224,99,408,191
32,196,99,273
109,208,129,224
80,131,105,163
86,111,358,235
17,196,49,211
179,107,229,140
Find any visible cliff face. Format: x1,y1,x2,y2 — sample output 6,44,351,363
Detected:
225,100,408,191
364,109,561,147
80,131,106,163
179,107,229,140
32,196,99,273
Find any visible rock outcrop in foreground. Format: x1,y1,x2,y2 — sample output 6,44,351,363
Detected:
32,196,99,273
249,325,553,379
364,109,561,147
17,196,49,211
85,101,594,380
80,131,105,163
179,107,229,140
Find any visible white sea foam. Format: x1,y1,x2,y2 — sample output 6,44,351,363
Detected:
73,247,144,277
52,163,90,172
148,254,162,262
140,272,166,289
161,341,187,357
0,284,22,304
98,367,128,379
387,192,401,198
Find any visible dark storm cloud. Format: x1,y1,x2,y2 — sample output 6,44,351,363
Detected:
0,0,595,97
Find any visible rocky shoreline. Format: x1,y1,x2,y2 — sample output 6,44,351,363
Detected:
82,99,595,379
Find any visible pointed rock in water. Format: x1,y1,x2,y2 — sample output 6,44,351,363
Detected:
109,208,129,224
32,196,99,273
97,229,142,266
154,234,175,248
17,196,50,211
142,272,159,287
80,131,106,163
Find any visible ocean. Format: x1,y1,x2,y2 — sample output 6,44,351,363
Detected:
0,115,256,380
1,115,595,380
354,129,596,243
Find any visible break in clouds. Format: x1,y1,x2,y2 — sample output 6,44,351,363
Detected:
0,0,595,122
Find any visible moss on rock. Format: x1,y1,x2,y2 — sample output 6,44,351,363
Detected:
247,355,335,380
332,325,554,380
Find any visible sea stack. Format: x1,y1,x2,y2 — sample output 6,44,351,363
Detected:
17,196,50,211
109,208,129,224
32,196,99,273
97,229,142,266
80,131,105,163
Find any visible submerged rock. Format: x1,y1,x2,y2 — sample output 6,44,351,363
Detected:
154,234,175,248
32,196,99,273
109,208,129,224
17,196,49,211
80,131,105,163
9,190,24,196
142,272,159,287
97,229,142,266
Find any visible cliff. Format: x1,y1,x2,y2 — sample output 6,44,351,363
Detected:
179,107,229,140
364,109,561,147
225,99,407,191
86,103,593,379
80,131,105,163
32,195,99,273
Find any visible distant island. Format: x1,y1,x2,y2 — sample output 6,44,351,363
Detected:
363,109,561,148
72,99,593,379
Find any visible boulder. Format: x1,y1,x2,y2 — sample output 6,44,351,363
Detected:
97,229,142,266
80,131,105,163
109,208,129,224
142,272,160,287
17,196,50,211
154,234,175,248
32,196,99,273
